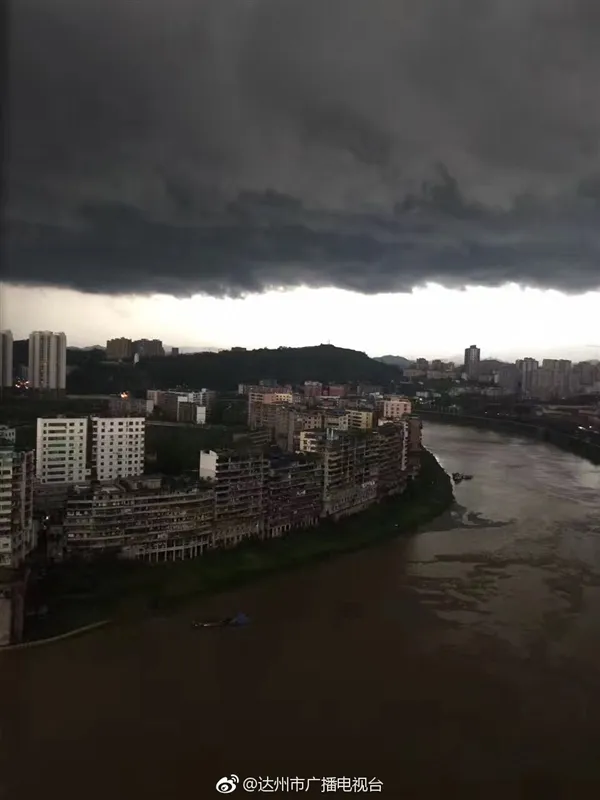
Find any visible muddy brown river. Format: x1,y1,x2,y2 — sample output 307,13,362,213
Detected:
3,423,600,797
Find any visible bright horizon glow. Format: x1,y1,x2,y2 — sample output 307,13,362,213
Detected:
3,283,600,362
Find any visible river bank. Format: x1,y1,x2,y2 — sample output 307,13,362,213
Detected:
25,449,454,642
418,409,600,465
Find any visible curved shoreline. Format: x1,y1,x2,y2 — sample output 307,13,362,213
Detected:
15,449,454,647
1,620,110,653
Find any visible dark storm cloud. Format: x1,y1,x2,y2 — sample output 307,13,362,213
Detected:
5,0,600,296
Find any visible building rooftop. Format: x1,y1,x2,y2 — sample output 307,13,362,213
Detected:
67,473,210,500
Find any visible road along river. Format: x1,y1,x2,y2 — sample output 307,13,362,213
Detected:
3,423,600,797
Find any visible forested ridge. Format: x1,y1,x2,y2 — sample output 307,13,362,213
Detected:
13,342,404,393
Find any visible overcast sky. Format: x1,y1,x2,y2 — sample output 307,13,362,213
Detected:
4,0,600,358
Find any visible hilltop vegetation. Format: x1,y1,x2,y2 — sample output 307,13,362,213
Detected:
54,344,405,393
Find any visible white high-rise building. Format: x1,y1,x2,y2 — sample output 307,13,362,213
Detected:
28,331,67,390
91,417,145,481
0,331,13,388
0,442,36,567
36,418,89,484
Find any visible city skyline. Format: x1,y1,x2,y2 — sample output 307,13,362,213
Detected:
4,282,600,363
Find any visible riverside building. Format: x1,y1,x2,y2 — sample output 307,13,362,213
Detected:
63,475,215,562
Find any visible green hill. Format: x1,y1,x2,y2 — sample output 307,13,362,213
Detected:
66,344,404,394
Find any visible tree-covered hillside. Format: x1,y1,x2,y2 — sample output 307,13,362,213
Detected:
64,344,403,393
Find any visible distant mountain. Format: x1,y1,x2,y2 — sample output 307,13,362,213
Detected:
375,355,411,368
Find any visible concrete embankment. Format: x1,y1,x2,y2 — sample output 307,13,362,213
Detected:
418,410,600,465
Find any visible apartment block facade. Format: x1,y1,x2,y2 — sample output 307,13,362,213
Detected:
36,417,89,484
90,417,145,481
265,453,323,537
200,449,268,547
375,421,409,498
133,339,164,358
63,476,215,562
177,402,207,425
322,431,380,519
0,443,36,568
379,396,412,421
106,338,134,361
28,331,67,391
347,409,374,430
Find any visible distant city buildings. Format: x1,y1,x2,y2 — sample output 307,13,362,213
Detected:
463,345,481,379
108,396,155,417
0,330,13,388
28,331,67,391
146,389,214,423
133,339,164,358
106,337,134,361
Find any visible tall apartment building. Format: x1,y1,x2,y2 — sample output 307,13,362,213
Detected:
535,359,573,399
0,330,13,388
322,431,380,519
516,358,539,396
406,417,423,476
265,453,323,537
199,449,268,546
375,421,409,498
497,364,520,392
106,338,134,361
133,339,164,358
248,386,294,427
0,442,36,568
63,475,215,562
28,331,67,391
36,418,89,484
90,417,145,481
464,345,481,379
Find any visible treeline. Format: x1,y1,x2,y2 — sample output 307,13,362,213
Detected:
65,345,403,394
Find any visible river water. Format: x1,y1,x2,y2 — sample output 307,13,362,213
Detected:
3,423,600,797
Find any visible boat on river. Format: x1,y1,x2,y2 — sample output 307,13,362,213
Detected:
452,472,473,483
192,612,250,629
